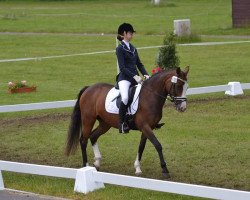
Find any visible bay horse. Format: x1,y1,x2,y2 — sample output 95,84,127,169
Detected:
65,66,189,178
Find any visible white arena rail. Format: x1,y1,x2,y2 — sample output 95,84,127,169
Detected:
186,84,229,95
0,160,249,200
0,100,76,113
0,82,249,113
241,83,250,90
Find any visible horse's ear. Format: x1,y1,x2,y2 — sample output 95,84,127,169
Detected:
183,66,190,75
176,67,181,76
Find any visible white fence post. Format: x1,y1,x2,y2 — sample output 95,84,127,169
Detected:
74,167,104,194
0,170,4,190
225,82,244,96
174,19,191,36
152,0,160,5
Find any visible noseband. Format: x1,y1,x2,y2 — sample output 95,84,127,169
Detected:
168,76,188,105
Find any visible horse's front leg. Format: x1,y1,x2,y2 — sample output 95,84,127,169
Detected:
142,125,170,178
134,134,147,175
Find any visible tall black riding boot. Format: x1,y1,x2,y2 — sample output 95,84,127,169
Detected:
119,102,130,134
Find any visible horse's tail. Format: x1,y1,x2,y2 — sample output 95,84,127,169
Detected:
65,86,89,156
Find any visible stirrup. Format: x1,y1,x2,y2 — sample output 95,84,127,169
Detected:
119,122,130,134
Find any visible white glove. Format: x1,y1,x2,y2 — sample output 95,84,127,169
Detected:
144,75,150,80
133,75,142,83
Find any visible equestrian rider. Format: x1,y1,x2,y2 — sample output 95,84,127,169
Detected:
116,23,150,134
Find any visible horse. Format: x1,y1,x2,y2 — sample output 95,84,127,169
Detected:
65,66,189,178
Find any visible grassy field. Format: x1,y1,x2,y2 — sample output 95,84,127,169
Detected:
0,34,250,105
0,0,250,35
0,0,250,199
1,95,250,199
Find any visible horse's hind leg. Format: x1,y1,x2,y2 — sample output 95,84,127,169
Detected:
80,116,96,167
90,120,110,170
134,134,147,175
80,135,88,167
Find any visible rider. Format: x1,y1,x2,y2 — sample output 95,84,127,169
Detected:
116,23,150,134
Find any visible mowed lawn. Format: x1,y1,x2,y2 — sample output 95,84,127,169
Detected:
0,95,249,200
0,0,250,199
0,39,249,198
0,0,249,35
0,34,250,105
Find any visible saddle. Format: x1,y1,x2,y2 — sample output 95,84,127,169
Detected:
114,85,137,110
105,84,141,115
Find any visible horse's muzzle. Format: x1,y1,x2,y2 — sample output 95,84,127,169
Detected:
176,101,187,112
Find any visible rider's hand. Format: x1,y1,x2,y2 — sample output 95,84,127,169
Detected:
144,75,150,80
133,75,142,83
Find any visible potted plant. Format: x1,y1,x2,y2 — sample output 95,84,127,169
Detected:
8,80,36,94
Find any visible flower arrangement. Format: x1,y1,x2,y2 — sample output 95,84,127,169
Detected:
152,66,162,74
8,80,36,94
8,80,27,90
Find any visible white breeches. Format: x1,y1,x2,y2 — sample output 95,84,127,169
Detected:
118,80,131,105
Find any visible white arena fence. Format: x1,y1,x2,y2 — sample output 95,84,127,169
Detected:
0,161,249,200
0,82,250,199
0,82,249,113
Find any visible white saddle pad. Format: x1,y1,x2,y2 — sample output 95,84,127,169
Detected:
105,84,142,115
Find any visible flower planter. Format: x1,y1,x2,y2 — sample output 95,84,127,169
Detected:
8,86,37,94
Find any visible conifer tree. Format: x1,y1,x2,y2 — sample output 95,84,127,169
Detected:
157,32,180,69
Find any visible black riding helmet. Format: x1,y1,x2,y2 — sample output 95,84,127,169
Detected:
117,23,136,35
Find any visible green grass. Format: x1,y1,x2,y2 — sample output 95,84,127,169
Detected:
0,34,250,105
0,0,250,199
0,0,250,35
1,95,249,199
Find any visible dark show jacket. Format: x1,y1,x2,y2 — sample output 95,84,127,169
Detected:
116,41,149,85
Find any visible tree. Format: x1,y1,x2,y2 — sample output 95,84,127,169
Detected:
157,32,180,70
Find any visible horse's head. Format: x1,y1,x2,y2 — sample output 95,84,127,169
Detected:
166,66,189,112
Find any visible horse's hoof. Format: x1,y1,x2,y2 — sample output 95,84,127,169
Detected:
162,172,171,179
135,171,142,176
93,163,100,171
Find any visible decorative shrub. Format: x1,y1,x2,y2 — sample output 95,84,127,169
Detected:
157,32,180,70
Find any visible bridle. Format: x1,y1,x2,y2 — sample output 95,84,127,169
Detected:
141,75,188,106
167,76,188,105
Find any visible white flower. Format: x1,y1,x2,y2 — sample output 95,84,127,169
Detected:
21,80,27,85
8,82,14,86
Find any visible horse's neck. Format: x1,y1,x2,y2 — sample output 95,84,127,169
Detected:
147,72,171,96
142,72,172,107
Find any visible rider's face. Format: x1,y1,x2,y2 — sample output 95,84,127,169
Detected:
123,31,134,42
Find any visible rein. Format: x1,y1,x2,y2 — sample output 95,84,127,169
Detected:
141,82,167,100
141,75,188,105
